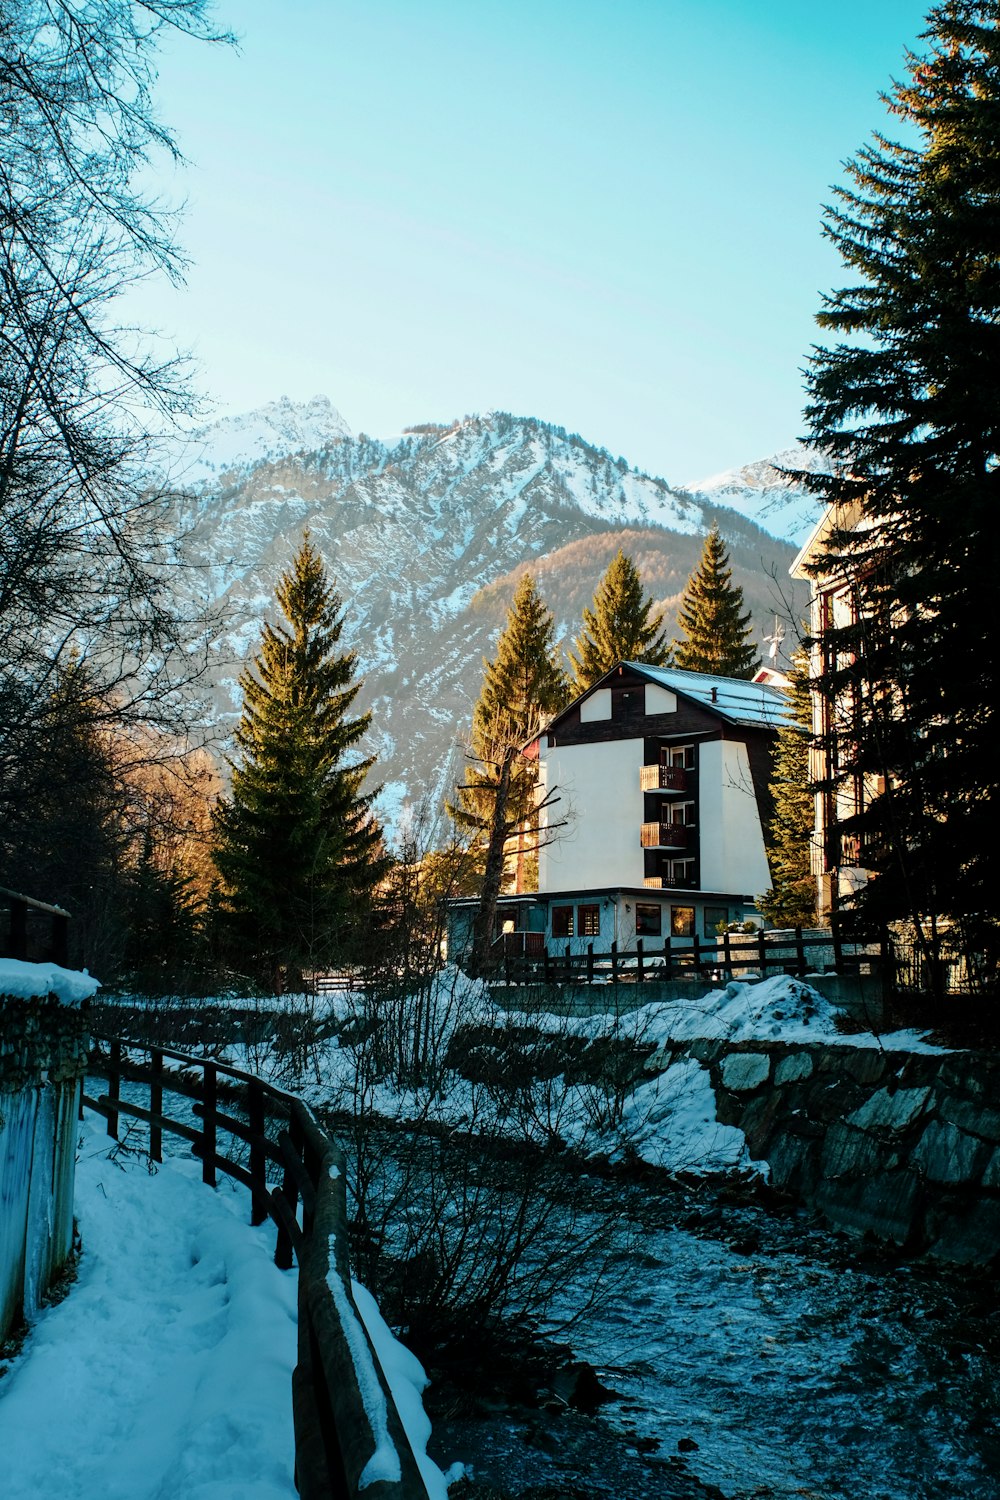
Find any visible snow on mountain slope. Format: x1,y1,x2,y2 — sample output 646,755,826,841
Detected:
170,402,807,834
170,395,351,487
688,444,829,546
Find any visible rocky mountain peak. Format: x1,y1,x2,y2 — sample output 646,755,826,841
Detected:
172,394,352,487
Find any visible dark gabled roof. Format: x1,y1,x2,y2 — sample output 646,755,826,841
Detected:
546,661,796,732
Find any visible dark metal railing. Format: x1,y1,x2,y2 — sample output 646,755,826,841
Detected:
640,822,691,849
639,764,688,792
83,1038,431,1500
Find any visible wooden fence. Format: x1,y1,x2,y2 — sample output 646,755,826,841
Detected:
497,922,887,987
83,1038,431,1500
0,885,69,966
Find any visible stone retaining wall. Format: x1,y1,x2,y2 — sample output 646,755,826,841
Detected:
647,1035,1000,1266
0,995,89,1342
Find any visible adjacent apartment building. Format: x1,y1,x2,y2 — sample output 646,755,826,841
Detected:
789,500,873,921
447,660,794,961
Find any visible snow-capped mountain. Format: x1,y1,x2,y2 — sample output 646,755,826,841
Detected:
687,445,828,547
173,402,810,834
169,395,351,488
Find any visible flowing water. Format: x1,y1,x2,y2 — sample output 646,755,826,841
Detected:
551,1184,999,1500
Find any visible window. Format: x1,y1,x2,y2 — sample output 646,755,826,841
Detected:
551,905,574,937
704,905,728,937
665,859,695,887
635,902,662,936
578,904,600,937
671,906,695,937
660,744,695,769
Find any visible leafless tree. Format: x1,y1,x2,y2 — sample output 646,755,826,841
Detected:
0,2,231,888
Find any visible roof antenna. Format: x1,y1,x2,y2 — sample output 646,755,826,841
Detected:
763,617,786,663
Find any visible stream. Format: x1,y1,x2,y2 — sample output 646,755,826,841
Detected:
532,1180,1000,1500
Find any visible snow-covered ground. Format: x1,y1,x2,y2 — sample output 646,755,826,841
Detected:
0,1117,453,1500
217,971,941,1182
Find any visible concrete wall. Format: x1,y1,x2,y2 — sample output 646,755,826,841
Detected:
0,996,88,1342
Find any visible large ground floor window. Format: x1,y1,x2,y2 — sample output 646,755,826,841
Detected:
671,906,695,937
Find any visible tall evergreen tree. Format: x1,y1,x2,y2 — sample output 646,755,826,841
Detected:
798,2,1000,972
569,549,671,690
213,538,386,989
673,526,759,678
758,654,818,928
470,574,570,754
452,574,568,967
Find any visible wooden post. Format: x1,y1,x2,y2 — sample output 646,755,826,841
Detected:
107,1040,121,1140
637,939,644,983
201,1061,217,1188
10,896,27,961
795,924,806,976
587,942,594,984
543,947,550,984
52,911,69,967
275,1111,302,1271
248,1079,266,1227
723,928,732,977
565,943,571,981
301,1126,317,1240
831,912,844,974
758,926,768,976
663,936,672,980
692,931,702,976
149,1049,163,1164
611,940,618,983
504,948,511,985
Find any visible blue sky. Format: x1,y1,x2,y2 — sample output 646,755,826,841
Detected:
136,0,930,482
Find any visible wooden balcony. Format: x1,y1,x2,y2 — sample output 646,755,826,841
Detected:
640,821,690,849
639,764,688,792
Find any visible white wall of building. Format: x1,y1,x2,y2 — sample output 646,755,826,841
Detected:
539,737,644,891
580,689,612,723
698,739,771,896
646,684,677,715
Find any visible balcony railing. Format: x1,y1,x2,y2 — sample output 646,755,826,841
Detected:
640,821,691,849
639,764,688,792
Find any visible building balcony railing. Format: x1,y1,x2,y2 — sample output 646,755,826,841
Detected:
640,822,691,849
639,764,688,792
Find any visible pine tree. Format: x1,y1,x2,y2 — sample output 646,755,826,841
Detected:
758,654,818,928
471,574,570,754
213,538,386,989
798,3,1000,971
673,526,759,678
452,574,568,967
569,549,671,690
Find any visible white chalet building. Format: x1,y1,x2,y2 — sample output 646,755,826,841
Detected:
448,661,795,962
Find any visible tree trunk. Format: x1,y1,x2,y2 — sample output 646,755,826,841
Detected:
470,749,515,975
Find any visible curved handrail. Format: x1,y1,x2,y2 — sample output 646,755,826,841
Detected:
83,1034,432,1500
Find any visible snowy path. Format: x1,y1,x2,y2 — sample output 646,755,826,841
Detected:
0,1118,300,1500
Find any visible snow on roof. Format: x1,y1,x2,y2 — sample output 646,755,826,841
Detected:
625,663,797,730
0,957,100,1006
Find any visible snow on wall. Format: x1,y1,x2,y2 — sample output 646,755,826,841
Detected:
0,958,100,1007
